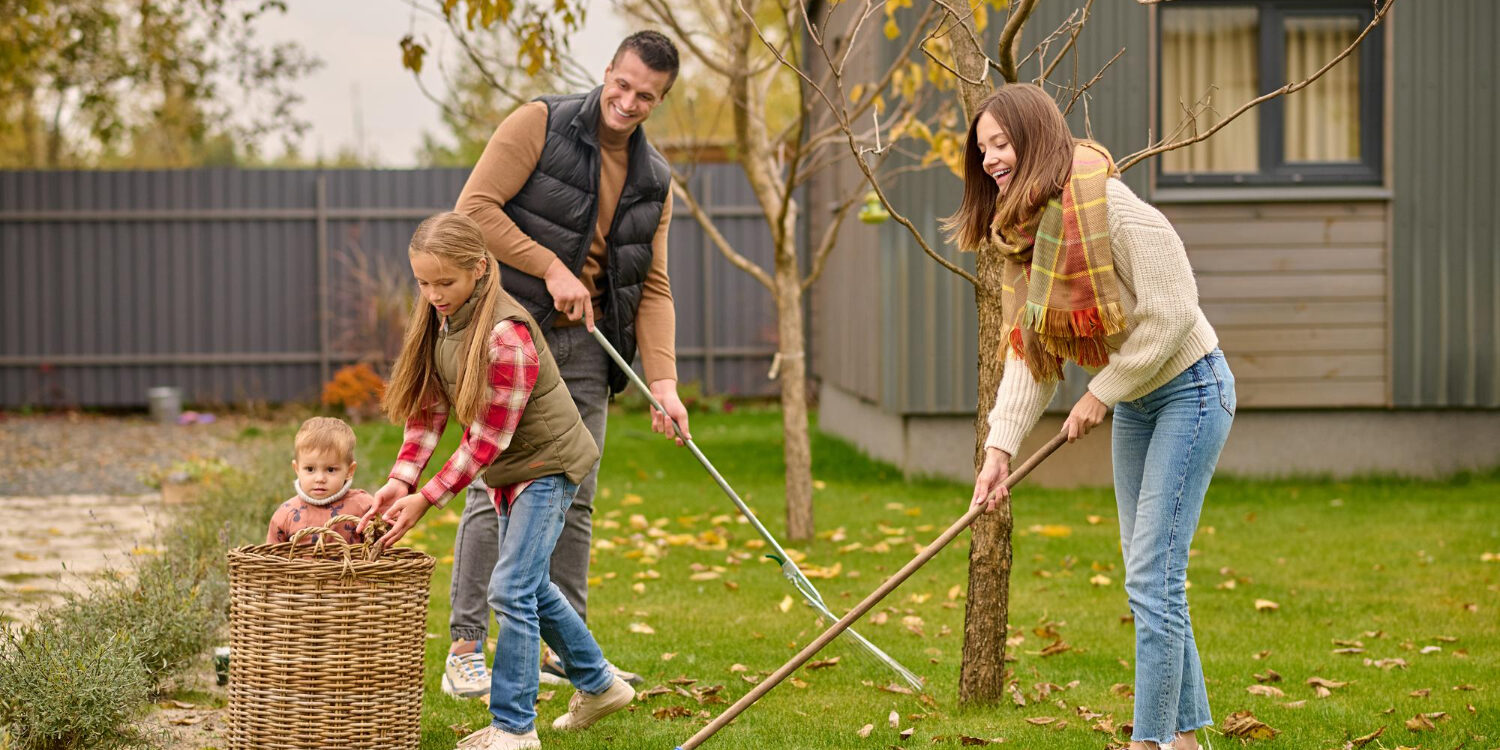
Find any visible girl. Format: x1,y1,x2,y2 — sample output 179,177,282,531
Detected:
951,84,1233,750
363,212,634,750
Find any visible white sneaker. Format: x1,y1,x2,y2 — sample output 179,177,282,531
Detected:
442,650,491,699
551,676,635,730
455,726,540,750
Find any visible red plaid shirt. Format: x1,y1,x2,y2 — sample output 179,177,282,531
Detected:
388,320,539,509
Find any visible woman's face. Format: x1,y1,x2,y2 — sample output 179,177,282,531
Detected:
975,112,1017,195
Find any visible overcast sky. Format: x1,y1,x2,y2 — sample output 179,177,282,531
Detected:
256,1,625,166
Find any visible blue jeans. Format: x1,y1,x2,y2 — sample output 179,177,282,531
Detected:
487,474,613,734
1111,349,1234,743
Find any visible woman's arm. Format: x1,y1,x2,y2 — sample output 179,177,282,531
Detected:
974,348,1057,510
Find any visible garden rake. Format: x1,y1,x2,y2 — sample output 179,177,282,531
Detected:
673,429,1071,750
588,326,924,692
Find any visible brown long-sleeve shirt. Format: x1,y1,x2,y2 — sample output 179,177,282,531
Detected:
455,101,677,383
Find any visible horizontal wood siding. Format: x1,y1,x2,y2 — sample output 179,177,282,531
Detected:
1162,200,1389,408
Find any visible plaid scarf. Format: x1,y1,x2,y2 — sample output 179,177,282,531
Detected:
991,141,1125,382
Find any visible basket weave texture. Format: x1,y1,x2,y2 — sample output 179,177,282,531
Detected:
226,516,435,749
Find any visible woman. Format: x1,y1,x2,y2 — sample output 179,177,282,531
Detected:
951,83,1233,750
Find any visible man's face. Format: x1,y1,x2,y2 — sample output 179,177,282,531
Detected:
599,49,672,137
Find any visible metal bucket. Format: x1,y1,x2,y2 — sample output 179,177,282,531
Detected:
147,386,182,424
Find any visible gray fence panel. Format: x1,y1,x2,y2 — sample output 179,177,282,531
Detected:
0,165,785,408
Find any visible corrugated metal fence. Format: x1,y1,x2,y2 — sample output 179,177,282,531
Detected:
0,166,783,408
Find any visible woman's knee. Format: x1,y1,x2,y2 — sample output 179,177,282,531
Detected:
488,585,537,618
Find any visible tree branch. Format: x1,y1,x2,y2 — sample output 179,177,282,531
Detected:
996,0,1040,84
1062,46,1124,116
1119,0,1395,172
671,176,776,292
1037,0,1094,85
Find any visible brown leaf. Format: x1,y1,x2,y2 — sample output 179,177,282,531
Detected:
652,705,691,720
537,690,555,702
1109,683,1134,698
879,683,916,695
1350,726,1385,747
1222,710,1279,739
669,677,698,685
1404,713,1435,732
1039,640,1072,657
1008,682,1026,707
1253,599,1279,612
1409,688,1430,698
899,727,914,740
789,677,809,689
1333,638,1365,648
1313,686,1332,699
168,714,207,726
806,657,841,669
889,709,900,728
1252,649,1271,660
636,686,673,700
1365,657,1408,670
855,723,873,738
1453,683,1477,691
1253,669,1282,683
958,736,1001,746
1247,684,1286,698
1024,716,1058,725
1282,700,1307,709
1307,677,1349,689
1332,647,1365,655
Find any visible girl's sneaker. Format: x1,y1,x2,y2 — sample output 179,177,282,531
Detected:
550,677,635,730
442,650,491,699
456,726,540,750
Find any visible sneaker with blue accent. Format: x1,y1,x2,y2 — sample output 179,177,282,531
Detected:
442,650,491,699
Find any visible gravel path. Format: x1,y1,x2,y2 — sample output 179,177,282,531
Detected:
0,412,284,622
0,412,268,496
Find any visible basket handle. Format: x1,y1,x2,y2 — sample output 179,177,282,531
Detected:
284,514,388,563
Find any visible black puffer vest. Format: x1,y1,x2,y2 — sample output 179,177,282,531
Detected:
499,86,670,394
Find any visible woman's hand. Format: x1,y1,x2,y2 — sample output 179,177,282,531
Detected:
971,447,1012,512
1064,391,1108,443
358,478,410,534
378,494,432,550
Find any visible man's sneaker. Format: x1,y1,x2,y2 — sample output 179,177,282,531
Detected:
605,660,644,687
551,676,635,730
442,650,491,699
538,648,569,686
455,726,540,750
539,648,644,687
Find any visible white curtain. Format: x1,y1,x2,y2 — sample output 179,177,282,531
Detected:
1285,15,1361,163
1161,8,1259,174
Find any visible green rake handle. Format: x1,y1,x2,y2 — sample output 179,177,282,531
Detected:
587,326,923,691
674,429,1071,750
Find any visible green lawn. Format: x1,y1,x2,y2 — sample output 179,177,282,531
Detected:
353,406,1500,750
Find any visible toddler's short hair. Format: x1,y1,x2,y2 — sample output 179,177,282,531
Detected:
294,417,356,464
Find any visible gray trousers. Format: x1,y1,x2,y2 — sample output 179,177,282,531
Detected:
449,324,609,642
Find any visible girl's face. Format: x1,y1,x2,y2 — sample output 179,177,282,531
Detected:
975,112,1017,195
411,252,485,317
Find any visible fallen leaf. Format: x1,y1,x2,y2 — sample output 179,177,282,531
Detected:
1246,684,1285,698
1419,645,1442,654
689,571,721,581
661,652,676,661
807,657,841,670
878,683,916,695
1332,647,1365,655
1039,640,1072,657
168,715,206,726
1008,682,1026,707
1409,688,1430,698
1333,638,1365,648
1281,700,1307,709
889,709,900,728
899,727,914,740
628,622,656,635
652,705,691,720
1222,710,1278,739
1254,599,1279,612
1365,657,1408,670
1086,515,1104,525
1252,649,1271,660
947,584,963,600
1089,574,1112,586
1350,726,1384,747
636,686,672,700
1025,716,1058,726
537,690,555,702
856,723,873,738
1253,669,1282,683
1109,683,1134,698
777,595,794,613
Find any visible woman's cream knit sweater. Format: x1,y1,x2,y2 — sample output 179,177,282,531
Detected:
984,178,1219,457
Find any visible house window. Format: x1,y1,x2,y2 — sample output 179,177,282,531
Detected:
1158,1,1383,186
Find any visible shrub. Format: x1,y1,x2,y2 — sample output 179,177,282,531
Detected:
0,625,150,750
321,363,386,421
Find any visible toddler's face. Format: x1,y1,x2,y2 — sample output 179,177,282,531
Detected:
292,449,354,500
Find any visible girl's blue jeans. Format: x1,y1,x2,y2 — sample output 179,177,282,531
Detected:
1111,349,1235,743
486,474,612,734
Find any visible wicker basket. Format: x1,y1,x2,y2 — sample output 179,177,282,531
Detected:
226,515,435,750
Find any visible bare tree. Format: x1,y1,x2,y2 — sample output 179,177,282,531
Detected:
742,0,1395,703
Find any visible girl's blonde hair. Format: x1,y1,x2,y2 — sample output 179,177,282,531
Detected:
382,212,501,427
942,83,1077,251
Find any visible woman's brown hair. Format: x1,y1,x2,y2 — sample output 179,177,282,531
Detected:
382,212,501,427
942,83,1077,251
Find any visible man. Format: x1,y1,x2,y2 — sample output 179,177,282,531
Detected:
441,30,690,701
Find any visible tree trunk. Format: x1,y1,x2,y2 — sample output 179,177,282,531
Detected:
948,8,1013,706
958,251,1012,704
775,225,815,542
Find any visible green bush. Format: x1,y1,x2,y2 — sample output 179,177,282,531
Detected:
0,625,150,750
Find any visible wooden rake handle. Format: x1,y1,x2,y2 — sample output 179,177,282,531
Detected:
675,430,1070,750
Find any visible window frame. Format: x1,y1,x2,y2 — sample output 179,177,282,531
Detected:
1155,0,1385,187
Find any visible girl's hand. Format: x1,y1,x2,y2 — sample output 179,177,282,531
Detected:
971,447,1012,512
1064,391,1108,443
358,479,411,534
378,494,432,550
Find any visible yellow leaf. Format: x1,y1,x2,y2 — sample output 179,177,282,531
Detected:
689,571,721,581
1089,574,1112,586
947,585,963,600
661,652,676,661
813,479,827,490
632,582,646,594
883,17,900,40
849,84,865,104
622,493,644,506
777,595,794,613
744,539,766,549
1031,524,1073,538
628,622,656,635
1255,599,1280,612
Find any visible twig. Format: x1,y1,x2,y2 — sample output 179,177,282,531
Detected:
1037,0,1094,84
996,0,1041,83
1063,46,1124,116
671,176,776,292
